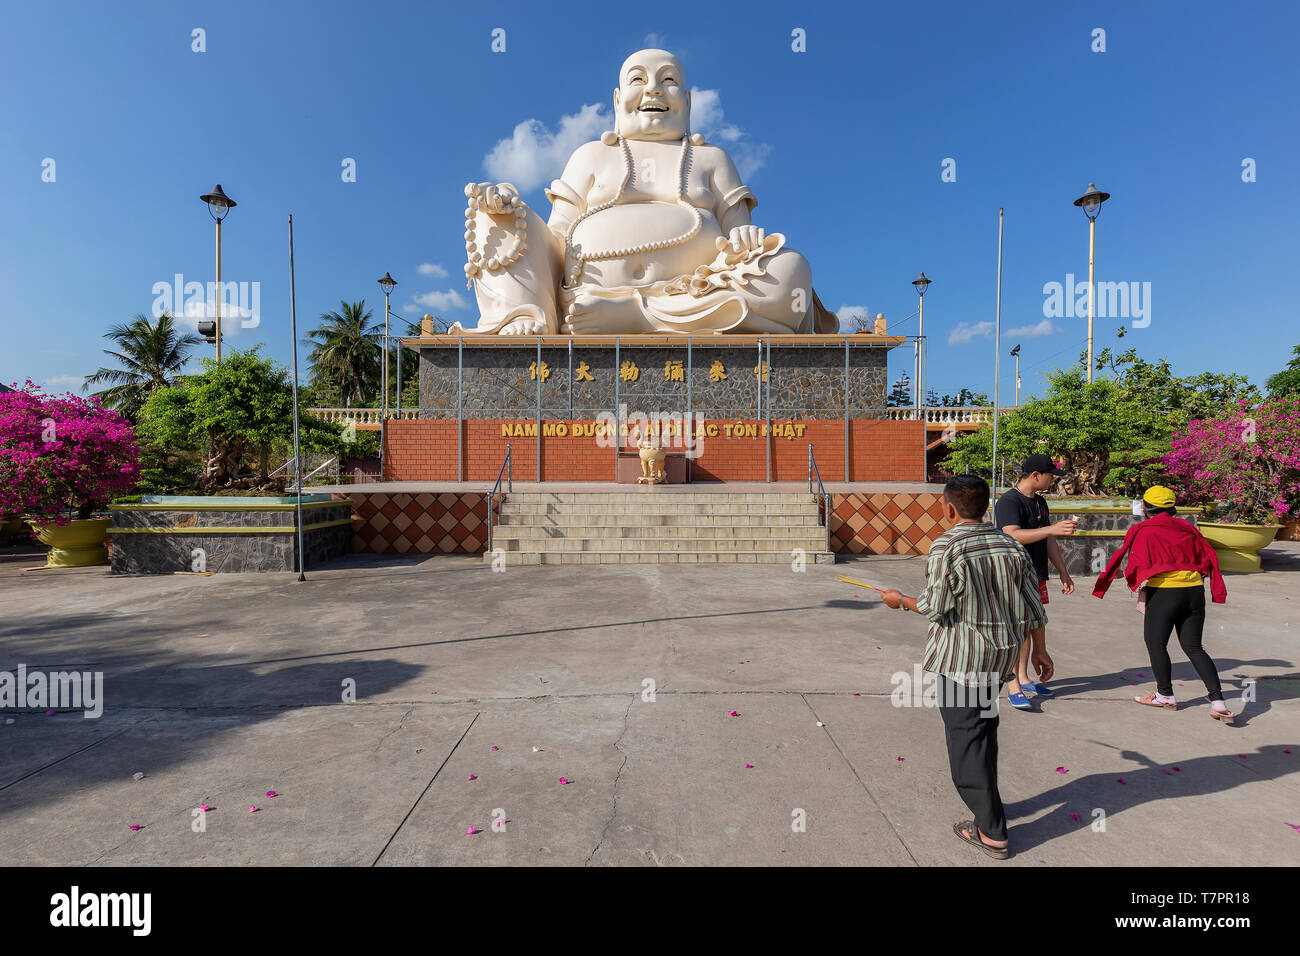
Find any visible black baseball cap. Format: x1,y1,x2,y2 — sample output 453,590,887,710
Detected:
1022,453,1067,476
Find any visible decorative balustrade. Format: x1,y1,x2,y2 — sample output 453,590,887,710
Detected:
885,406,1016,424
308,408,419,424
309,407,1013,425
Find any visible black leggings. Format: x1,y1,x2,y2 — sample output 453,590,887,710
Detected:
1143,586,1224,701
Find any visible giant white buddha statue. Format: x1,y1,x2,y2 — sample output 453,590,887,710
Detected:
452,49,838,336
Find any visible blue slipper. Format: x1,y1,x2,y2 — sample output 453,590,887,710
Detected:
1022,681,1054,698
1008,691,1032,710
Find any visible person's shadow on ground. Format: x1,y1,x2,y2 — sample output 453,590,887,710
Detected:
1044,657,1293,726
1004,743,1299,851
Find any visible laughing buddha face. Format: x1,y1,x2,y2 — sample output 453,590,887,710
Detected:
614,49,690,142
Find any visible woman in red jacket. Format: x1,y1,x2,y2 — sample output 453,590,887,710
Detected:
1093,486,1235,723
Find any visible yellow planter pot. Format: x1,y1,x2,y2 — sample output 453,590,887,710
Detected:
33,518,112,568
1198,522,1282,573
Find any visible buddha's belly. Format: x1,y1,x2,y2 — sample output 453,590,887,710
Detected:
569,203,723,288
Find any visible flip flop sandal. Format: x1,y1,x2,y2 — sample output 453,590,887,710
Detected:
1133,691,1177,710
953,820,1009,860
1210,708,1235,724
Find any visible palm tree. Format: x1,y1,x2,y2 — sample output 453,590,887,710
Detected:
304,300,381,407
83,313,203,419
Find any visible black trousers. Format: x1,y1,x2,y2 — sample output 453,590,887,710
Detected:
1143,585,1224,701
937,676,1006,842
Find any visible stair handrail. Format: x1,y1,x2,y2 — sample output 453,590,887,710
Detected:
486,443,512,555
807,444,831,554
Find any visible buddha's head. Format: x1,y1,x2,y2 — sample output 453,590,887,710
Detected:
614,49,689,142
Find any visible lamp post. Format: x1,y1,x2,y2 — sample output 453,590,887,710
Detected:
1010,343,1021,407
1072,183,1110,383
911,272,931,416
377,272,397,418
199,185,236,362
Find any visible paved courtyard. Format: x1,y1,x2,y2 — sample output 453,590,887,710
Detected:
2,541,1297,866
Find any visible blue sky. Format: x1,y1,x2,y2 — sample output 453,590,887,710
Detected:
3,0,1296,404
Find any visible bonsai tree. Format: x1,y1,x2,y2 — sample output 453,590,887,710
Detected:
1164,397,1300,525
0,382,141,524
138,347,343,490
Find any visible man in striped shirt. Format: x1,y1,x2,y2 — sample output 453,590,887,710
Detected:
882,475,1050,859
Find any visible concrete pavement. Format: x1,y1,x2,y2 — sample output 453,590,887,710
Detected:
1,540,1297,865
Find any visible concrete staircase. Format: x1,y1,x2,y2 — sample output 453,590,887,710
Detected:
486,491,835,565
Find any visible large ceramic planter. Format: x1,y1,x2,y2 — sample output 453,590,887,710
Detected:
33,518,112,567
1199,522,1282,573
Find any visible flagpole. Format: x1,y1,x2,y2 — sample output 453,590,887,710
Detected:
288,214,306,582
992,207,1003,500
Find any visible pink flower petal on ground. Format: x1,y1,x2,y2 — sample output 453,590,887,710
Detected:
1286,823,1300,832
248,806,259,812
1162,770,1172,775
875,646,881,650
1138,673,1144,678
1285,750,1293,755
1238,754,1247,759
1117,779,1126,785
853,693,861,696
1173,766,1181,771
129,825,142,831
1055,767,1067,774
896,756,905,763
265,790,277,798
199,804,210,812
559,777,569,785
1069,812,1080,821
466,825,479,835
745,764,753,769
727,711,739,717
491,746,499,751
467,774,477,781
44,710,54,716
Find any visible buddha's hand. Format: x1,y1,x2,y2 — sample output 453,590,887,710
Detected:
473,182,521,215
716,225,766,256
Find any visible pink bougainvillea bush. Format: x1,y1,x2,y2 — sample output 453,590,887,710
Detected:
1164,397,1300,525
0,382,140,524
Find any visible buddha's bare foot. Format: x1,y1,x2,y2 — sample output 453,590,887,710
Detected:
498,317,548,335
562,292,651,334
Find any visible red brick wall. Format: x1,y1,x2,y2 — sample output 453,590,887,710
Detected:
384,418,924,483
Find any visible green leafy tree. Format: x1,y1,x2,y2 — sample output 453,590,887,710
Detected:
940,388,991,406
138,347,342,489
304,300,380,407
1266,345,1300,398
82,313,203,419
886,374,912,407
944,367,1168,495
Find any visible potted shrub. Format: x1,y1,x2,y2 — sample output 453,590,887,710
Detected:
1164,397,1300,571
0,383,140,567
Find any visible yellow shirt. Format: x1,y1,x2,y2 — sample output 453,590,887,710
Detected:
1145,570,1204,588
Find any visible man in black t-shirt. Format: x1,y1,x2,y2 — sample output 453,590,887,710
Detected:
993,454,1077,709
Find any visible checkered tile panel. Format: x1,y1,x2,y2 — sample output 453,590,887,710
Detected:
830,492,945,555
342,492,493,554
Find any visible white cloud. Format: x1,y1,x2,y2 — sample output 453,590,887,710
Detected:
411,289,468,313
1005,318,1061,338
417,263,448,278
835,304,873,332
690,88,770,179
642,33,668,48
483,103,611,194
43,375,81,391
948,321,995,346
